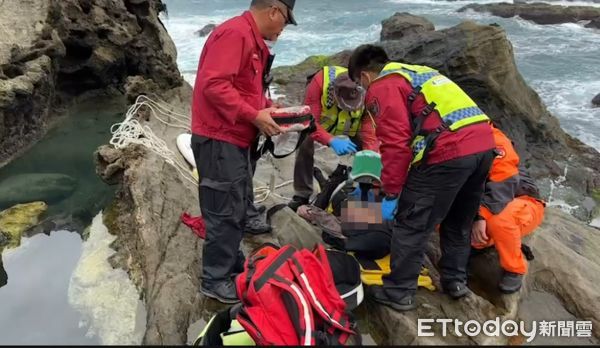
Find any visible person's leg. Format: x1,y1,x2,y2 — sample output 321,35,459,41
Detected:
486,196,545,275
514,196,545,239
438,150,494,293
290,137,315,209
244,154,271,234
381,152,492,305
246,155,260,220
192,135,247,303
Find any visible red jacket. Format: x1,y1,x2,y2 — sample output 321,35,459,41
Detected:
191,11,272,148
366,74,495,195
304,70,379,151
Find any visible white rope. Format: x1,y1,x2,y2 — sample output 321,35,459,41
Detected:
254,178,294,203
109,95,293,202
109,95,197,187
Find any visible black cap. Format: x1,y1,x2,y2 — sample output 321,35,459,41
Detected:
277,0,297,25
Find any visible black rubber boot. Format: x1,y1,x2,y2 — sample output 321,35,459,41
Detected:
499,271,523,294
287,195,309,212
443,281,470,299
244,216,272,235
201,280,240,304
369,286,417,312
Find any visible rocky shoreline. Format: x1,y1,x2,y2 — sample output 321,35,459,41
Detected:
2,1,600,345
459,2,600,29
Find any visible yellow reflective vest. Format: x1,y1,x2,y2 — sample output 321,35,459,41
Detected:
320,66,364,137
376,62,490,163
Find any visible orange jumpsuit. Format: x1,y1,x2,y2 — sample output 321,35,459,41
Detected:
472,127,545,274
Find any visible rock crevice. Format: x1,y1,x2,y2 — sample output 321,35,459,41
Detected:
0,0,182,166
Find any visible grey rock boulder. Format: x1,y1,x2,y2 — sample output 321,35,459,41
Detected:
380,12,435,41
592,93,600,107
195,24,216,37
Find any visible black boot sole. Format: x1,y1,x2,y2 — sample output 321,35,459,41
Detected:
371,295,417,312
499,284,522,294
244,227,272,235
443,286,470,299
200,287,240,304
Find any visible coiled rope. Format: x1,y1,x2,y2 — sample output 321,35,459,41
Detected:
109,95,292,203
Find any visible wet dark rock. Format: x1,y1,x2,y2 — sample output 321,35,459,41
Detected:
0,256,7,288
586,18,600,29
592,93,600,107
459,2,600,26
195,24,216,37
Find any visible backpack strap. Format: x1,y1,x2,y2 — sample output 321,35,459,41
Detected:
288,253,355,340
253,246,297,292
254,115,316,159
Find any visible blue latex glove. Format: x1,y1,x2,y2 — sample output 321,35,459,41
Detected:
382,196,399,221
348,186,362,198
329,138,358,156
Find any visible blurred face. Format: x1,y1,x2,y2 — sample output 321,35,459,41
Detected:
341,200,383,227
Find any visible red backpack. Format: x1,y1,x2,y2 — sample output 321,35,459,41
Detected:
235,243,359,345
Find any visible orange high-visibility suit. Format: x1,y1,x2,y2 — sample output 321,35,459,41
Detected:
472,127,545,274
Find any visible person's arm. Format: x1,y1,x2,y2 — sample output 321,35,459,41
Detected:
369,78,413,195
304,71,334,146
358,109,379,152
200,29,259,124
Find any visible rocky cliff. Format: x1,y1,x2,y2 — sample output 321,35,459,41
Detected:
94,13,600,345
0,0,181,166
459,2,600,28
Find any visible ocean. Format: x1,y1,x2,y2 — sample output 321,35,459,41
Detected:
161,0,600,151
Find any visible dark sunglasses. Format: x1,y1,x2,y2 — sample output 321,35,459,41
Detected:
273,6,292,25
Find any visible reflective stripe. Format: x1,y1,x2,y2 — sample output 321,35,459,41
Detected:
411,106,486,156
299,273,345,329
451,114,489,131
326,67,336,108
444,106,485,126
320,66,364,137
412,138,427,156
289,282,313,346
379,68,439,88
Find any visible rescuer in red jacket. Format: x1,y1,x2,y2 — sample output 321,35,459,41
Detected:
190,0,296,304
288,66,380,211
348,44,496,311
